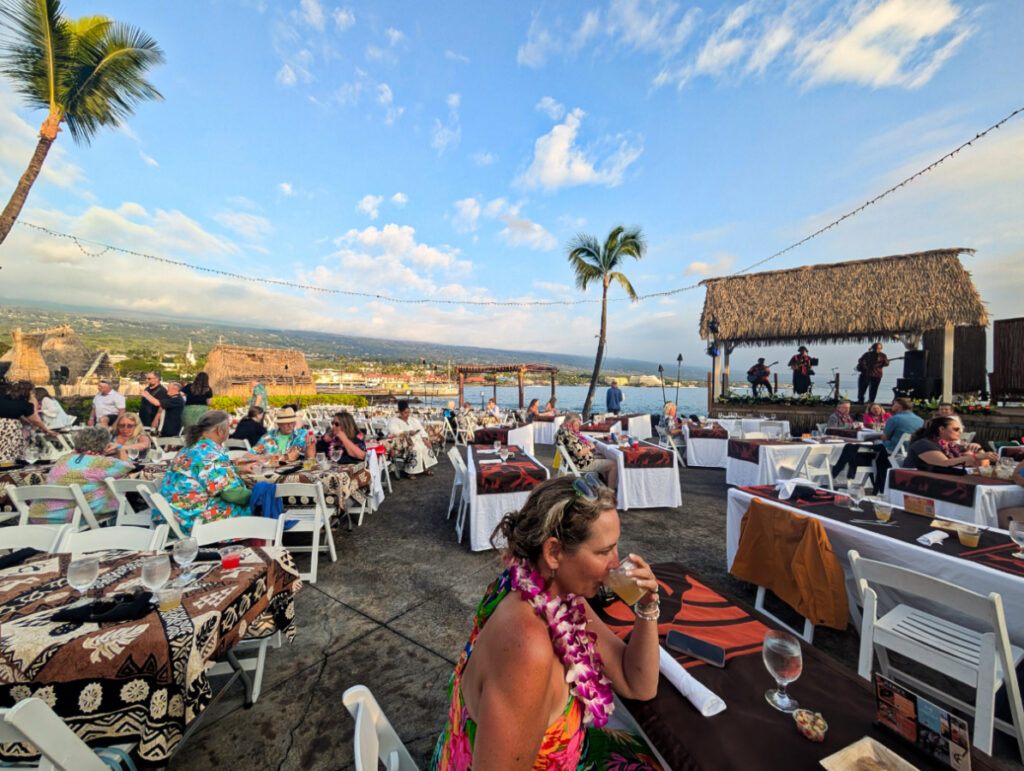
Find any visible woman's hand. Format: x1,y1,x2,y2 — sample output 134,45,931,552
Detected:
103,442,119,456
622,553,659,604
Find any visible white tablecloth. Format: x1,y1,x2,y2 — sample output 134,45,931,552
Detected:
884,469,1024,527
506,424,535,456
725,440,851,487
725,488,1024,645
465,449,549,551
713,418,791,437
681,425,729,468
627,414,652,441
594,439,682,511
531,416,565,445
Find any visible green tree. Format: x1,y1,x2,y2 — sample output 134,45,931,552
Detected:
0,0,163,246
567,225,646,421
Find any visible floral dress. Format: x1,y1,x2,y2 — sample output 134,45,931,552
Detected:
252,428,312,459
158,438,249,534
430,569,662,771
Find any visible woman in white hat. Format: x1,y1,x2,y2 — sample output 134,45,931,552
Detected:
252,406,315,462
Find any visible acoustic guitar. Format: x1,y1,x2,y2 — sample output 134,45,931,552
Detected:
746,361,779,384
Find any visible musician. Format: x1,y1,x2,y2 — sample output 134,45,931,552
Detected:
788,346,814,395
856,342,889,404
747,358,774,398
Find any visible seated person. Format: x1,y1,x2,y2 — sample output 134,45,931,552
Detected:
996,460,1024,529
442,400,457,433
485,398,501,420
861,402,890,430
659,402,682,437
555,412,618,489
159,410,256,535
104,412,152,458
904,417,997,474
526,398,541,422
388,399,438,478
882,398,922,453
827,400,855,429
542,397,558,416
231,406,268,446
252,407,315,463
747,358,773,397
31,426,133,525
33,387,74,429
0,379,56,462
323,411,367,464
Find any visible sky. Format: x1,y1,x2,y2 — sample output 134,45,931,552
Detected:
0,0,1022,379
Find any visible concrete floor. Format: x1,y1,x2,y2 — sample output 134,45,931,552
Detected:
167,445,1020,770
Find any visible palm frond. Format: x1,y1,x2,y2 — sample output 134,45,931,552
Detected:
0,0,72,111
568,251,603,291
609,271,638,301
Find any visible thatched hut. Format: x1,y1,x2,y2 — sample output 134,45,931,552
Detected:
698,249,988,401
0,325,117,392
204,344,316,398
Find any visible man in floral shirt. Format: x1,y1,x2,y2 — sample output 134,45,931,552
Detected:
253,407,315,462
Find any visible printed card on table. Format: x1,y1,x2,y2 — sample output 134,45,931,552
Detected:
875,674,970,770
902,494,936,518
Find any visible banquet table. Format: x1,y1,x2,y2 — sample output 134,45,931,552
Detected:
594,562,1000,770
580,413,652,441
725,486,1024,646
471,424,534,456
712,417,791,437
826,427,885,441
464,445,549,551
725,438,852,487
528,414,564,445
884,468,1024,527
0,546,301,762
592,438,681,511
682,423,729,468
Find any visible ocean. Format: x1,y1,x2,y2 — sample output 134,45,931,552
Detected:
420,385,709,417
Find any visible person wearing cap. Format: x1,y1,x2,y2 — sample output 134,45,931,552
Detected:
788,346,813,395
252,406,315,462
388,399,438,478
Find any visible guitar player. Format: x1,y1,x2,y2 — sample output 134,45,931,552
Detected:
747,358,776,398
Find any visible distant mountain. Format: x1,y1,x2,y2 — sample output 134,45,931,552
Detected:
0,302,709,379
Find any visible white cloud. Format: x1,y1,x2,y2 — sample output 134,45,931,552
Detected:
571,10,602,50
606,0,699,55
338,223,460,270
356,194,383,219
516,108,643,191
276,64,297,86
139,151,158,167
333,7,355,31
214,210,273,241
452,198,481,233
518,9,610,67
685,253,735,275
536,96,566,120
517,14,559,67
279,182,294,196
498,215,558,250
297,0,325,31
386,27,404,46
533,280,574,294
391,192,408,207
376,82,404,124
445,49,470,63
471,150,497,166
432,93,462,155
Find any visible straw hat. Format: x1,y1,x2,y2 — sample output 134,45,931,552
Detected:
275,407,299,424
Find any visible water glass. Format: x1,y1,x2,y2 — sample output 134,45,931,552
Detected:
67,556,99,596
499,448,509,462
763,629,802,712
141,554,171,594
493,440,501,452
126,446,140,462
1009,519,1024,559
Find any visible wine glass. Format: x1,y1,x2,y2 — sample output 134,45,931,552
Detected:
67,556,99,599
172,537,199,586
126,446,140,462
493,440,501,452
1009,519,1024,559
499,447,509,462
22,444,38,465
846,482,865,511
141,554,171,596
763,629,802,712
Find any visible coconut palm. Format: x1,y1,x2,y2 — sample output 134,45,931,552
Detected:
567,225,646,421
0,0,163,246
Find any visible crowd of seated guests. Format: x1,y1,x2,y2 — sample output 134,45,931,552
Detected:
0,378,56,462
903,417,998,474
252,407,315,462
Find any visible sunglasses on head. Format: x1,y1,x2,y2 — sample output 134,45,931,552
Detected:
572,473,603,502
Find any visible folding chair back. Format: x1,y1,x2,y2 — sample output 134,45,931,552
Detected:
58,524,169,554
225,438,252,451
275,481,336,582
0,524,71,553
890,434,911,465
554,444,581,477
9,484,98,530
0,698,109,771
342,685,418,771
795,445,835,489
447,448,468,523
849,549,1024,757
192,515,285,547
105,478,158,527
144,492,187,541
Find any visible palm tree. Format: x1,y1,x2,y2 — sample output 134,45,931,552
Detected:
0,0,163,246
567,225,646,421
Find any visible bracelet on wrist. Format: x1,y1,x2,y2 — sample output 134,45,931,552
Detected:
634,598,661,621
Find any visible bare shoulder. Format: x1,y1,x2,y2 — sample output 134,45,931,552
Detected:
481,595,555,669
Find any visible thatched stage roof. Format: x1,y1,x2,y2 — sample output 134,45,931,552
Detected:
699,249,988,346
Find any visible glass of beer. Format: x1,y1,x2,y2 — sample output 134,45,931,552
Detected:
604,558,647,606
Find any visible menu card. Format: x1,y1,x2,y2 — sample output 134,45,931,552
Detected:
875,674,970,770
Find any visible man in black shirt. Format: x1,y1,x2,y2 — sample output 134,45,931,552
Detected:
139,371,168,430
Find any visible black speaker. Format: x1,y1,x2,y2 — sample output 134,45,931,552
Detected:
895,377,942,399
903,350,928,379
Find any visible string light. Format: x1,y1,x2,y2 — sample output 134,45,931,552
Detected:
13,105,1022,307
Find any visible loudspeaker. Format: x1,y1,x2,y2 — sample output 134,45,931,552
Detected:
895,377,942,399
903,350,928,379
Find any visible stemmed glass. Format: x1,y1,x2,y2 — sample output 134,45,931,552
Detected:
499,447,510,462
763,629,803,712
22,444,38,465
141,554,171,599
126,446,140,463
1009,519,1024,559
67,557,100,601
846,482,865,511
171,537,199,587
493,440,501,453
329,446,342,464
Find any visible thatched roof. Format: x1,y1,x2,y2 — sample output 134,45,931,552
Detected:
699,249,988,346
204,344,316,397
0,325,96,383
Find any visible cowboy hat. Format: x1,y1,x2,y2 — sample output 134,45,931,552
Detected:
275,407,300,424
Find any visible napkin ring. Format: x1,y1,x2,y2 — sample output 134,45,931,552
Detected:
634,598,660,622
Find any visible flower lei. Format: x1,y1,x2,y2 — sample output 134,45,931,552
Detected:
507,557,614,727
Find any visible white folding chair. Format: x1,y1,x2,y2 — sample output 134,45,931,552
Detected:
342,685,418,771
850,550,1024,758
554,444,581,477
144,491,187,542
960,431,976,445
276,481,337,582
743,431,768,439
105,478,158,528
762,420,787,438
225,438,252,452
0,524,71,553
655,425,684,466
890,434,911,466
58,524,168,554
454,417,473,446
9,484,101,530
816,423,829,436
790,445,835,489
0,697,131,771
447,448,468,523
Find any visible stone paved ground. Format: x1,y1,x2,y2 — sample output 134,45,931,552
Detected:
168,444,1021,770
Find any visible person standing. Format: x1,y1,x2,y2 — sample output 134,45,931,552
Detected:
182,371,214,426
788,346,813,395
142,380,185,437
747,358,773,398
856,343,889,404
139,372,168,431
605,382,624,415
89,380,126,427
248,378,268,410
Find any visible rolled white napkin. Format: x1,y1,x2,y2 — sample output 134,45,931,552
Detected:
916,531,949,547
658,646,726,717
477,459,501,465
774,478,814,500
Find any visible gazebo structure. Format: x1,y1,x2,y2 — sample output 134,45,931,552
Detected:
698,249,989,403
454,364,559,408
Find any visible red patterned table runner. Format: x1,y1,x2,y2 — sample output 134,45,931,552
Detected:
889,469,1011,508
688,425,727,439
473,425,524,445
959,543,1024,577
470,446,546,495
619,444,674,468
727,438,796,463
825,427,859,438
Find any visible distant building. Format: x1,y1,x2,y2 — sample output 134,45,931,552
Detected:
0,325,117,393
204,344,316,398
185,339,196,367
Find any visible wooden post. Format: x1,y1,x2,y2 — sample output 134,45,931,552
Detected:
722,347,731,396
834,373,840,401
492,374,497,403
706,372,713,412
518,367,525,408
942,322,954,402
458,371,464,406
711,352,722,401
550,372,556,403
773,372,778,395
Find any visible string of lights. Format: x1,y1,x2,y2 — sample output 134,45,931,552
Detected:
15,105,1022,307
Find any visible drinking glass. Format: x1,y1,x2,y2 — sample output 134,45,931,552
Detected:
604,558,647,606
493,440,501,452
1009,519,1024,559
329,446,342,463
846,482,865,511
67,556,99,597
763,629,802,712
126,446,140,462
171,537,199,586
22,444,38,464
316,452,327,469
499,448,509,462
141,554,171,594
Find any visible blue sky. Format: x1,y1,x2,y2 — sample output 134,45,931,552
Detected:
1,0,1022,376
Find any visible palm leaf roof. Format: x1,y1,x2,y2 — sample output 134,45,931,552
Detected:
698,249,987,345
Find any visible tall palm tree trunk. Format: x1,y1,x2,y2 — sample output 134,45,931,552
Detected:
0,133,55,247
581,281,609,421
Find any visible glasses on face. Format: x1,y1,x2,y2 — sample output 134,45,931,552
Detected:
332,421,342,427
951,427,962,433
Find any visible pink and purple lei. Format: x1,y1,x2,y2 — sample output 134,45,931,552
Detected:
507,556,615,727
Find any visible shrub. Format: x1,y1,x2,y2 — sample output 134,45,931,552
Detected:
209,394,368,412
